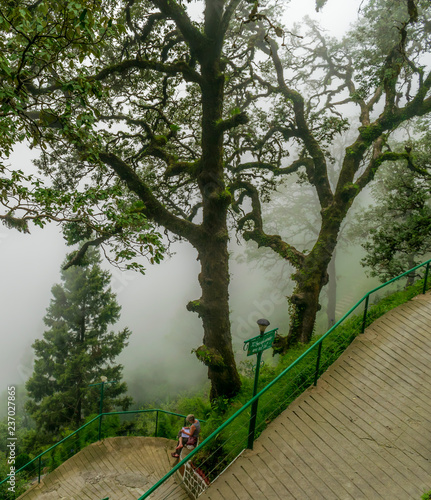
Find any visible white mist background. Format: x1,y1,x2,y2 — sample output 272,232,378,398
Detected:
1,0,370,402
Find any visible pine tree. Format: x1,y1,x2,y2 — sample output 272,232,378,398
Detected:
26,250,132,434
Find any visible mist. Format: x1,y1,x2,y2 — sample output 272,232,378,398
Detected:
0,0,371,407
0,201,378,406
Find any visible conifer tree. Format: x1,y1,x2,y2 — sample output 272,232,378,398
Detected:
26,250,132,434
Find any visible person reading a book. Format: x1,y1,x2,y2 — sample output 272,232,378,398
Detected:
171,414,201,458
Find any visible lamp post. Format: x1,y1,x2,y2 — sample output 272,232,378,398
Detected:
247,318,270,450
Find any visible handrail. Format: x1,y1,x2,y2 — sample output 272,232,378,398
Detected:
136,257,431,499
0,415,100,486
0,408,205,486
360,258,431,332
102,409,205,420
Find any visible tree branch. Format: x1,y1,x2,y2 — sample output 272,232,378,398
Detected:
268,38,333,207
357,149,430,192
233,157,312,176
164,160,200,179
123,11,164,55
216,111,249,133
221,0,242,39
93,58,202,85
98,151,201,244
63,235,111,270
25,57,203,97
231,180,306,268
151,0,207,57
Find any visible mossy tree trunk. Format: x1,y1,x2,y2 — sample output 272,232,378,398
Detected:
326,249,337,329
272,209,344,351
186,47,241,399
90,1,243,400
289,212,341,344
189,239,240,399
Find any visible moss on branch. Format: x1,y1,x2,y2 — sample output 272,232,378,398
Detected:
192,345,226,368
358,124,384,142
187,299,205,316
244,229,305,268
216,111,249,133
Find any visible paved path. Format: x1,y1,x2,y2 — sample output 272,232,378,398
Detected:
200,293,431,500
18,436,188,500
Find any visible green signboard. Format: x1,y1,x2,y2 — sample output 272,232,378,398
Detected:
244,328,278,356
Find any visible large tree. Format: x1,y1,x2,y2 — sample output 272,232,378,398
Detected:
228,0,431,349
6,0,280,400
26,250,132,433
3,0,431,391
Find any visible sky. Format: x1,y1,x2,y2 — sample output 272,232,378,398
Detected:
0,0,368,404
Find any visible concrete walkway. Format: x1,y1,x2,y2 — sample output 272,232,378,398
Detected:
200,293,431,500
18,436,188,500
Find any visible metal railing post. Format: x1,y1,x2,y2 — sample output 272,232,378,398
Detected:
98,414,103,441
314,341,323,386
423,262,430,294
155,410,159,437
361,294,370,333
38,456,41,483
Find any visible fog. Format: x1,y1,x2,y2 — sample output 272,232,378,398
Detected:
0,0,368,405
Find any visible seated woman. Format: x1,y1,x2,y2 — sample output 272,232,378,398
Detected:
172,414,201,458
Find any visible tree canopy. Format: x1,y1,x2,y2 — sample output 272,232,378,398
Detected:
2,0,431,397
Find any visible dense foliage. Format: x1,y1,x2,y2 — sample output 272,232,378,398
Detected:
351,130,431,282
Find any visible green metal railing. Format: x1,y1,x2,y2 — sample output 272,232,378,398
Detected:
0,408,205,488
135,258,431,500
360,259,430,333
